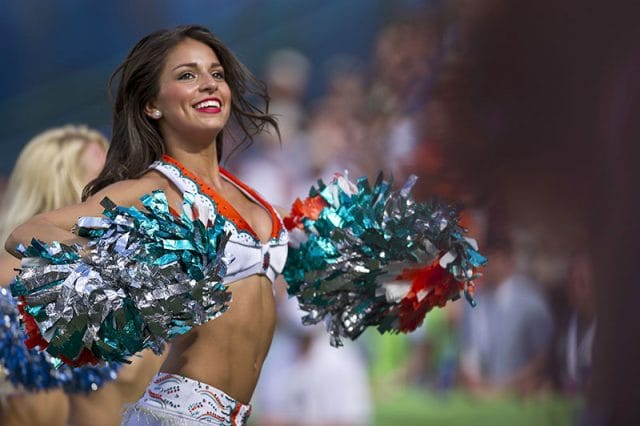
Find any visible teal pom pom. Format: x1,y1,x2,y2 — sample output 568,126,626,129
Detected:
284,172,486,346
14,191,230,365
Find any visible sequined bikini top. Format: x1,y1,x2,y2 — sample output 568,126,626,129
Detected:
149,155,288,285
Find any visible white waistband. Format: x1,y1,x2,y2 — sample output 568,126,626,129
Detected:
123,373,251,425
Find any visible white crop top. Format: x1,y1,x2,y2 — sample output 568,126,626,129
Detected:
149,155,288,285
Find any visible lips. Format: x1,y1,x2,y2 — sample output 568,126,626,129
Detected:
193,98,222,113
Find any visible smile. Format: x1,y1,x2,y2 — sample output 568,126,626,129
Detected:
194,98,222,113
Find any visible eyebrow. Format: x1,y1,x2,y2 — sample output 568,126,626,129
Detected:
172,62,223,71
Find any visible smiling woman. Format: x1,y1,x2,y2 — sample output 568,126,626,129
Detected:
142,38,232,151
4,25,281,425
81,25,278,201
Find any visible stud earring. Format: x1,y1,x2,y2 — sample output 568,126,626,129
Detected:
151,110,162,119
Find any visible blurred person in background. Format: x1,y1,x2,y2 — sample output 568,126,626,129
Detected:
304,55,368,180
559,252,596,395
404,303,462,392
363,15,442,180
235,48,312,207
261,48,310,146
0,124,104,425
0,125,165,425
403,98,457,200
434,0,640,423
0,125,107,249
459,232,554,397
255,296,372,426
280,324,372,426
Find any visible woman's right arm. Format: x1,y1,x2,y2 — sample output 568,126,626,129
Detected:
4,177,167,258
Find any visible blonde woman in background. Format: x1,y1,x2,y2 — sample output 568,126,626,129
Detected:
0,125,166,426
0,125,107,246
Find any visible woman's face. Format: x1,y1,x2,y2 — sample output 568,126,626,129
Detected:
148,38,232,145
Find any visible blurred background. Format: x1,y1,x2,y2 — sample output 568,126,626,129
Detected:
1,0,639,425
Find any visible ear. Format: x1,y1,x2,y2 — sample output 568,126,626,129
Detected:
144,103,162,120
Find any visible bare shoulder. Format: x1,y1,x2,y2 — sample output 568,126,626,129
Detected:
20,174,175,237
87,172,171,207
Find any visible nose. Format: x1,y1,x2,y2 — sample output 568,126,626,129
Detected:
199,73,218,92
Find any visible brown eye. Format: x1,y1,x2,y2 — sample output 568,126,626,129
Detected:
178,71,196,80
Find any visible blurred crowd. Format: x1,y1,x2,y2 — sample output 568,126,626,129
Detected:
2,0,638,425
221,3,601,425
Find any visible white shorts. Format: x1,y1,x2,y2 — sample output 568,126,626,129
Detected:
121,373,251,425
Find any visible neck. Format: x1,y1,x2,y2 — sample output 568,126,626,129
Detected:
165,143,223,189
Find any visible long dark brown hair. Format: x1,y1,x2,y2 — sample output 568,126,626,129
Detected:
83,25,278,199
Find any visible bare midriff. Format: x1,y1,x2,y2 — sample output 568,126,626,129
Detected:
159,274,276,404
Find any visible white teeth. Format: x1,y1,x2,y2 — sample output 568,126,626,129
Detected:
195,99,221,109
